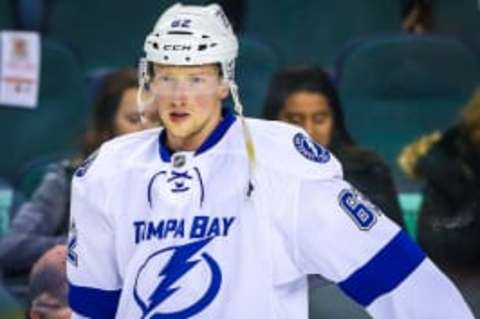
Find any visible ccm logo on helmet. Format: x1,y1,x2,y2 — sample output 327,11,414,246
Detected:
163,44,192,51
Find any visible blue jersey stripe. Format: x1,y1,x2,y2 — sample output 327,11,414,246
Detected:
69,283,121,319
338,230,426,307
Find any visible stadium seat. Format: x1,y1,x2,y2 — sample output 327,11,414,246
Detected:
245,0,402,66
47,0,206,74
0,178,15,237
336,34,480,190
0,1,14,29
399,192,423,239
0,39,88,181
236,36,281,118
0,177,25,235
434,0,480,57
15,0,47,31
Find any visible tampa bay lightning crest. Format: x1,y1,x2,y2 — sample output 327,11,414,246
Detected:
134,237,221,318
293,133,330,163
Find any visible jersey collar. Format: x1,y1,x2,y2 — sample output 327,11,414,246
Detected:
158,108,237,162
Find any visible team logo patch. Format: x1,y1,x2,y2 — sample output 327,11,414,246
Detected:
134,237,221,318
74,150,99,177
293,133,330,163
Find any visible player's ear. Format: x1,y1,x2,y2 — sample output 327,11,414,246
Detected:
218,80,229,99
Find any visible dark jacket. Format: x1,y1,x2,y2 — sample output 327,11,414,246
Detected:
416,126,480,268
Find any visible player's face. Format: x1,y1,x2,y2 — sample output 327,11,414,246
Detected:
113,88,144,136
152,64,229,151
279,91,334,147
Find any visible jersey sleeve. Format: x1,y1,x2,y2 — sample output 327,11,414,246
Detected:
294,177,474,318
67,151,122,319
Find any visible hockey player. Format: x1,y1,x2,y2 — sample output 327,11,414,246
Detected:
67,3,474,318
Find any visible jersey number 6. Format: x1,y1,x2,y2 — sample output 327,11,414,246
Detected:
338,189,378,230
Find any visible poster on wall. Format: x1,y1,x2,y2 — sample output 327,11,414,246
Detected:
0,31,41,109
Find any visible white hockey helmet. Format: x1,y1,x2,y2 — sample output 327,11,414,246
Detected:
138,3,245,117
142,3,238,81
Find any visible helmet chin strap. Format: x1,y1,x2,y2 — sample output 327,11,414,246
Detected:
137,58,155,125
221,60,255,174
136,85,155,125
228,79,256,195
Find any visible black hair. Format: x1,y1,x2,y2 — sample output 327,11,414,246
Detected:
262,65,354,149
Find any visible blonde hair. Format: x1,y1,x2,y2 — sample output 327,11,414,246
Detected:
461,87,480,146
398,131,442,179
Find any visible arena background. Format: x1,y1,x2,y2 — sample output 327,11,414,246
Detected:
0,0,479,318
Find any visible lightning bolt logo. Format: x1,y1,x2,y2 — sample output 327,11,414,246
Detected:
134,237,222,319
293,133,330,164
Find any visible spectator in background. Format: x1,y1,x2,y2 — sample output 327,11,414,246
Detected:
399,88,480,316
402,0,432,34
399,88,480,269
0,68,146,278
29,245,70,319
263,65,403,226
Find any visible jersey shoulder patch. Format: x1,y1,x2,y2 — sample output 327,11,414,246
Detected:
293,132,331,164
245,119,342,180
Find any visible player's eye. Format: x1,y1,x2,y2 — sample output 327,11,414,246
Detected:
190,76,205,84
157,75,172,83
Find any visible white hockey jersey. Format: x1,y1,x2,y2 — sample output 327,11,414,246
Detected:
67,110,473,318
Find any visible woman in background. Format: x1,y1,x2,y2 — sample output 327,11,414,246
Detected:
263,65,403,226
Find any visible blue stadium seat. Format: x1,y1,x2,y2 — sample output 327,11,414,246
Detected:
434,0,480,57
0,39,88,181
245,0,402,66
236,36,281,118
0,177,25,236
398,192,423,239
0,1,14,29
47,0,206,74
336,34,480,190
15,0,47,31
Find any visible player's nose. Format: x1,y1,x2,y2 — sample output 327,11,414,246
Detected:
171,81,189,103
